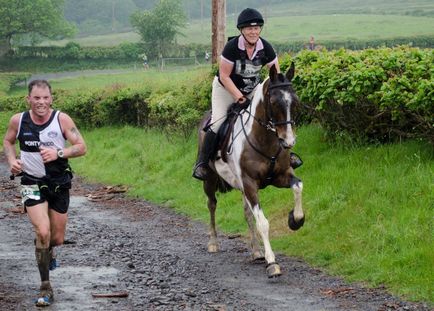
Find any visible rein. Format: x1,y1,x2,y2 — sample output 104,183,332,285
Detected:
239,109,283,185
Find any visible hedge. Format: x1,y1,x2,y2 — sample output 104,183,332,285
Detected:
6,42,210,61
282,46,433,144
272,34,434,54
1,47,432,145
4,34,433,62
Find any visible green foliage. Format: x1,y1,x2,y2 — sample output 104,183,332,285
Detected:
147,72,212,137
130,0,187,58
280,46,434,144
5,42,210,66
0,72,30,96
0,111,16,135
9,42,143,60
0,57,136,73
0,69,213,135
0,0,75,51
49,86,151,129
271,35,434,54
1,47,432,145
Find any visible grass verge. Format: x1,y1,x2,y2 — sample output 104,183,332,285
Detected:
68,124,433,304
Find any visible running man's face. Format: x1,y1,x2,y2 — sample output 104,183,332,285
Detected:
27,86,52,118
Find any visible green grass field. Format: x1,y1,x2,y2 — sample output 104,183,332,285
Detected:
43,14,434,46
7,67,209,96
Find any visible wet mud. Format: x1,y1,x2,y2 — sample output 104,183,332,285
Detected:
0,156,431,311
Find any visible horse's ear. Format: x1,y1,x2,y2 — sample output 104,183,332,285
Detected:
286,62,295,81
269,64,278,82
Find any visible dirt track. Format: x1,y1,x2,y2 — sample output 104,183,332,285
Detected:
0,155,431,311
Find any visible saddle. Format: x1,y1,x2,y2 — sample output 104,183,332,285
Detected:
203,103,242,163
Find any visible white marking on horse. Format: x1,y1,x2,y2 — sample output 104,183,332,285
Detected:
251,203,275,264
244,198,276,265
292,181,304,221
215,83,265,191
281,89,296,148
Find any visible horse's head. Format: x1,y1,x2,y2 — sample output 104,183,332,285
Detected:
263,62,298,149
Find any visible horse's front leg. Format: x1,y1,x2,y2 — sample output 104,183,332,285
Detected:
288,175,304,230
204,177,219,253
242,196,264,262
243,181,281,278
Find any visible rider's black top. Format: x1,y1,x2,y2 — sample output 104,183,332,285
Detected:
218,35,277,95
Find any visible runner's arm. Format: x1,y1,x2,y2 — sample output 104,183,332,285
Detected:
59,113,87,158
3,114,22,174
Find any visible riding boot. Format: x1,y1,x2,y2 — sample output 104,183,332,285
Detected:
192,129,217,180
290,152,303,169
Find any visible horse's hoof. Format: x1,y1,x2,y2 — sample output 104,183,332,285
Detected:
252,251,265,262
266,262,282,278
288,209,305,231
207,243,219,253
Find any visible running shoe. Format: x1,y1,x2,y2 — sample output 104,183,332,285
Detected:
35,282,54,307
49,257,59,271
49,248,59,271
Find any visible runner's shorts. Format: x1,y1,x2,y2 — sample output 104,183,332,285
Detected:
20,173,71,214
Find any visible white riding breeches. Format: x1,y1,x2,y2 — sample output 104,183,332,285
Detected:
210,76,256,133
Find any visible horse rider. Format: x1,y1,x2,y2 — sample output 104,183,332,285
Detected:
193,8,302,180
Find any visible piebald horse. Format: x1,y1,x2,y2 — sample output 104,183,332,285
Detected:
198,63,304,278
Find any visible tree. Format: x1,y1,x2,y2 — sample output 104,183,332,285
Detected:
130,0,187,59
0,0,75,53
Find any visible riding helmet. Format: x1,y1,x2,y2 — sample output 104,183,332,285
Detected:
237,8,264,29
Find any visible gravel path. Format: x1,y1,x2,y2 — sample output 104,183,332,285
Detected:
0,155,431,311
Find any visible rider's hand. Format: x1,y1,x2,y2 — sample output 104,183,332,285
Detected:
237,97,251,110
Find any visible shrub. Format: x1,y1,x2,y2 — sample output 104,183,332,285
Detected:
280,46,433,144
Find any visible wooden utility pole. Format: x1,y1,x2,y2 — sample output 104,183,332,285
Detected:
211,0,226,64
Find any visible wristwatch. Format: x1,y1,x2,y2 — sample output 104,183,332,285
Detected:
57,148,64,158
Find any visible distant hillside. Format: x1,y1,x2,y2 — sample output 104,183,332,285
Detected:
63,0,434,36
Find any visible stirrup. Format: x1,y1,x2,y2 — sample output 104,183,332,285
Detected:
192,162,209,181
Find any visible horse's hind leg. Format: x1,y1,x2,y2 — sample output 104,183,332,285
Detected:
204,176,219,253
243,196,264,261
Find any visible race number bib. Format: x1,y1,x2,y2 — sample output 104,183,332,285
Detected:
21,184,41,204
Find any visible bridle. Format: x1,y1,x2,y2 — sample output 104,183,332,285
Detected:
259,80,295,133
